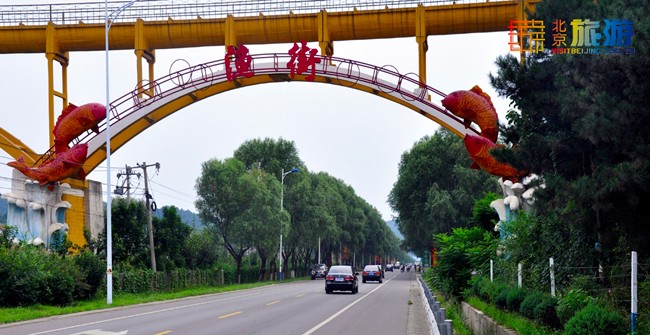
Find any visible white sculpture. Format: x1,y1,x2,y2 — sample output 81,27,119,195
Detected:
1,170,72,250
490,175,544,248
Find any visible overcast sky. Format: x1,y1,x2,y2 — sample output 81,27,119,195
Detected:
0,1,515,221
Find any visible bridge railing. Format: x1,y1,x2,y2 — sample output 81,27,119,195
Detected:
0,0,513,26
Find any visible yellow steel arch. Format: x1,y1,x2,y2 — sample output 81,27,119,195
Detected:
0,128,39,164
80,54,475,176
0,0,540,149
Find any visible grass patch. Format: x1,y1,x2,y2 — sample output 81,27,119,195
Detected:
0,279,299,324
465,296,562,335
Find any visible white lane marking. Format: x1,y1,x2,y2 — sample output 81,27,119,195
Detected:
302,277,393,335
22,286,296,335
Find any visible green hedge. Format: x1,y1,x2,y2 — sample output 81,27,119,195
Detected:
564,303,627,335
467,277,629,333
110,268,225,294
0,246,93,307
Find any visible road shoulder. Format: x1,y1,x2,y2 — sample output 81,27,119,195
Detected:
407,273,431,335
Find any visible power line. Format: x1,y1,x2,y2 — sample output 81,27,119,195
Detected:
150,180,195,199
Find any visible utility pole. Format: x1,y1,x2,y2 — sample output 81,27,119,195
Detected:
115,164,140,201
136,161,160,272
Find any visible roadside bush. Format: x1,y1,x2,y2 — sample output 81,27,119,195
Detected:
73,251,105,299
434,227,496,297
42,257,75,306
557,289,594,325
564,303,627,335
435,248,471,297
495,286,510,309
505,287,527,312
219,263,237,284
0,246,46,306
534,294,560,329
520,291,544,319
472,276,494,302
0,245,81,306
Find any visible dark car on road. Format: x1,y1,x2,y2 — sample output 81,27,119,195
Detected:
325,265,359,294
385,264,393,272
362,265,383,283
311,264,328,280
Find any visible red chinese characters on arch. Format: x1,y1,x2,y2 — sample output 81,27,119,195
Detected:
225,44,254,81
287,40,321,81
224,41,322,82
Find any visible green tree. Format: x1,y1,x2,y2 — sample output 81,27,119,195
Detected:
195,157,286,283
433,227,497,297
471,192,500,233
233,137,303,275
153,206,192,271
109,198,149,268
489,0,650,274
388,128,499,255
182,229,221,270
244,168,286,281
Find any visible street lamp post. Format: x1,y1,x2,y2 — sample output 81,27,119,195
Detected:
105,0,140,305
279,167,299,282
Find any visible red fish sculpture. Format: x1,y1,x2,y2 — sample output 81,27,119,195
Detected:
53,103,106,154
442,85,499,143
8,143,88,191
464,134,526,182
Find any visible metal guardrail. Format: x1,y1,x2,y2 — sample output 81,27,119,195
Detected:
0,0,514,26
418,275,454,335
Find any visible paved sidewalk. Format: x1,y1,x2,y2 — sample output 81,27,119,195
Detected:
407,272,432,335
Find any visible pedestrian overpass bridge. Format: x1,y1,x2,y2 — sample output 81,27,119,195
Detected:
0,0,539,246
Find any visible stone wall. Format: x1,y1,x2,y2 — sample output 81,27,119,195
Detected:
461,301,518,335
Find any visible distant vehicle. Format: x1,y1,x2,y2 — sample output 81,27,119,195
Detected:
385,264,394,272
311,264,328,280
394,261,401,268
362,265,383,283
325,265,359,294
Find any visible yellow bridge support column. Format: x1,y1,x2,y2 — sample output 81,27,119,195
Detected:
225,14,238,52
515,0,541,65
415,5,428,87
135,19,156,99
60,178,88,249
317,10,334,60
46,22,69,149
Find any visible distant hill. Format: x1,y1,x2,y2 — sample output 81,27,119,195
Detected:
386,219,404,240
153,206,204,230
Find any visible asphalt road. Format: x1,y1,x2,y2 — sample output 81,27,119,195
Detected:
0,269,426,335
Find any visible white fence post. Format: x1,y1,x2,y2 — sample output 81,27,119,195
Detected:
518,263,522,288
490,259,494,282
632,251,638,334
550,257,556,297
